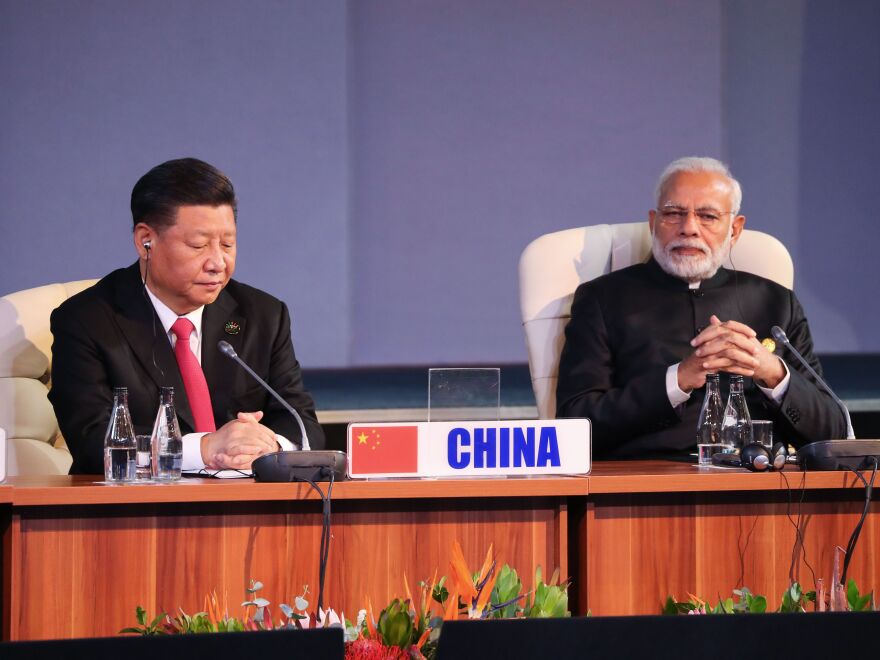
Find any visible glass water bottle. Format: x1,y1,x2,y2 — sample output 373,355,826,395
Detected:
151,387,183,481
721,375,753,450
103,387,137,482
696,373,725,445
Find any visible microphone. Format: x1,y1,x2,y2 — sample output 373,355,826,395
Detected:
218,340,311,450
770,326,855,439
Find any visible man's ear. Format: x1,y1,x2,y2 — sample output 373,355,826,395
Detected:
648,208,657,235
133,223,154,260
729,214,746,245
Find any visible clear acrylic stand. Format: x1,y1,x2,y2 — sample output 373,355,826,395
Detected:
427,368,500,422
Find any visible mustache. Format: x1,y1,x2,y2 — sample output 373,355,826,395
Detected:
664,239,710,257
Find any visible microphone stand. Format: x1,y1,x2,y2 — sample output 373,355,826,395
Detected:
218,340,310,449
770,326,855,439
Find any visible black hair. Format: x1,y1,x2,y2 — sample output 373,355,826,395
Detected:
130,157,237,231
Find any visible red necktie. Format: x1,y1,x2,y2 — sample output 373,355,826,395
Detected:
170,318,216,432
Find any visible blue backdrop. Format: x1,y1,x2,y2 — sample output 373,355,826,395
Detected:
1,0,877,367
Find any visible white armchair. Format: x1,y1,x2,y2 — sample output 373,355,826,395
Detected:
518,222,793,420
0,279,97,475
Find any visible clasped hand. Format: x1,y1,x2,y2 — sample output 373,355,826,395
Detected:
678,315,785,392
200,410,280,470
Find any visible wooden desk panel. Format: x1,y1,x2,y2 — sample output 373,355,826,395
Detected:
577,462,879,616
4,464,880,638
2,476,578,641
586,460,869,493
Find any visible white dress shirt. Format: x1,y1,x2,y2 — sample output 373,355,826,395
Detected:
144,286,293,471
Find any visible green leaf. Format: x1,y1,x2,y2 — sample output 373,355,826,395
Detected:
384,611,413,647
135,606,147,626
377,599,414,648
748,596,767,613
490,564,524,618
662,596,679,615
843,579,873,611
846,579,859,608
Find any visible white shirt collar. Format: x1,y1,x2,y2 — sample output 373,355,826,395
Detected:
144,285,205,339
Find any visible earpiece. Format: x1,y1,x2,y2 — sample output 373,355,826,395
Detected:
143,240,151,259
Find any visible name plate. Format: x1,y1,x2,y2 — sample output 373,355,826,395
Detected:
346,419,591,479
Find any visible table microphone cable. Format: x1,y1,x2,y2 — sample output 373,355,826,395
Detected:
780,468,817,588
295,468,335,618
840,457,877,586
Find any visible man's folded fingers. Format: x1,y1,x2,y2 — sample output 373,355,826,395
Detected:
718,319,757,338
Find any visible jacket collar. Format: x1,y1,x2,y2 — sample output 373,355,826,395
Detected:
111,263,245,432
644,256,731,291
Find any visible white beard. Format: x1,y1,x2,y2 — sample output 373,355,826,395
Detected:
652,230,731,283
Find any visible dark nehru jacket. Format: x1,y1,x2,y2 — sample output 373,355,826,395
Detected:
555,258,846,459
49,263,325,474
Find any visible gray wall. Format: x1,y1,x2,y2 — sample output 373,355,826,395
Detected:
723,0,880,353
350,0,721,364
1,1,877,367
0,0,350,365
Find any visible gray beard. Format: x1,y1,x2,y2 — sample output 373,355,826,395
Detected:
652,231,731,283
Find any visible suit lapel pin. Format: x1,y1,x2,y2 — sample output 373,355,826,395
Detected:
224,321,241,335
761,337,776,353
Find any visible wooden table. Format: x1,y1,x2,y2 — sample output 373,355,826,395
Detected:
0,475,582,641
576,461,880,615
2,462,878,640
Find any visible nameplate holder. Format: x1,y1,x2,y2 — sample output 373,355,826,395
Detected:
346,419,590,479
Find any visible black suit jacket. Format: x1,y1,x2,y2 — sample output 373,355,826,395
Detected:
556,259,846,459
49,263,325,474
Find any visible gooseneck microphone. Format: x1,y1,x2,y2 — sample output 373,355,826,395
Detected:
217,340,311,450
770,326,855,439
218,341,347,620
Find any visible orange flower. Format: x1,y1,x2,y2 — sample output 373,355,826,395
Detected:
365,597,378,638
443,585,460,621
449,541,478,603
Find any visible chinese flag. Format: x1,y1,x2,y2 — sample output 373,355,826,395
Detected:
350,425,418,474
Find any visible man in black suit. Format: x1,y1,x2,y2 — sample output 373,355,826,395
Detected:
556,157,846,459
50,158,324,474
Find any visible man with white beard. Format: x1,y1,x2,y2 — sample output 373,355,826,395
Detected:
555,157,846,459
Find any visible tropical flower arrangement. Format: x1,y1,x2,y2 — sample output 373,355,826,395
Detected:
123,541,570,659
665,544,876,615
664,579,876,615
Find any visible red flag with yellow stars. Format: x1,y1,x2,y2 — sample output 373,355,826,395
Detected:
349,425,418,474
